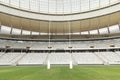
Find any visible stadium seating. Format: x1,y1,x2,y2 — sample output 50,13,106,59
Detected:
0,53,25,65
18,53,48,65
0,52,119,65
49,53,71,64
72,53,103,64
0,38,120,49
96,52,120,64
0,52,4,56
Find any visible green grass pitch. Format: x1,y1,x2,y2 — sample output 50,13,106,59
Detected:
0,66,120,80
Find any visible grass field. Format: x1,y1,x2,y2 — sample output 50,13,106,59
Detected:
0,66,120,80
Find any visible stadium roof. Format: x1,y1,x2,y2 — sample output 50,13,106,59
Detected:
0,0,120,35
0,0,119,14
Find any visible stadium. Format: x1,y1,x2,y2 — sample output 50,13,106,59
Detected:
0,0,120,80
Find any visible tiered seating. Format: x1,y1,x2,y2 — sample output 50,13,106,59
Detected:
72,53,103,64
116,51,120,55
51,42,69,49
0,40,8,48
72,42,89,49
12,42,30,48
49,53,71,64
0,53,24,65
94,52,109,64
10,53,26,65
0,38,120,49
30,42,48,50
96,52,120,64
18,53,48,65
112,39,120,48
0,52,4,56
0,52,120,65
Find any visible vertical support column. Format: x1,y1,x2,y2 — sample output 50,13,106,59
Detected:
39,21,41,35
10,25,13,34
20,19,23,35
109,0,110,5
80,0,81,12
88,0,91,35
99,0,101,8
38,0,40,12
68,21,71,48
107,27,110,34
20,27,23,35
56,0,57,14
108,14,111,34
19,0,20,8
89,0,91,10
79,21,81,35
97,27,100,35
62,0,65,35
30,31,32,36
88,19,91,35
48,21,51,49
47,0,50,35
98,0,101,35
70,0,72,14
48,0,51,48
88,31,90,35
29,0,30,10
30,20,32,36
0,22,1,32
69,0,72,48
79,0,82,35
9,0,11,5
97,18,101,35
118,21,120,31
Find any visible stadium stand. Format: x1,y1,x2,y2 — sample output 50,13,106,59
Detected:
0,53,24,65
96,52,120,64
18,53,48,65
0,38,120,50
49,53,71,65
72,53,103,64
0,52,120,65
